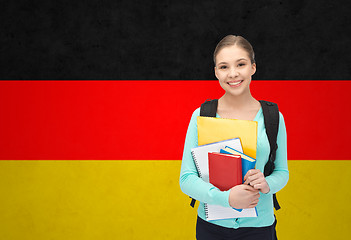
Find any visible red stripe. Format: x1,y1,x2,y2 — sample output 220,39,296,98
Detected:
0,80,350,160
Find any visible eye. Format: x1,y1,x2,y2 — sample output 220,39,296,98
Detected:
219,65,227,69
238,63,246,67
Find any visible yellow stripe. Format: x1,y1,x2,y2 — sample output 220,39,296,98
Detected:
275,160,351,239
0,160,350,239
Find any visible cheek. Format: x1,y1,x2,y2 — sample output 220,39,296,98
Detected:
218,78,227,89
244,69,253,78
218,81,227,91
216,71,226,81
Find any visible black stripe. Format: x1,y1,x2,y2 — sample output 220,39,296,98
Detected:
1,0,350,80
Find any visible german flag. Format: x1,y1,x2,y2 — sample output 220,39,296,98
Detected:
1,1,350,240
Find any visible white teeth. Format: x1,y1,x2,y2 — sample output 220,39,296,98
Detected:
228,81,242,86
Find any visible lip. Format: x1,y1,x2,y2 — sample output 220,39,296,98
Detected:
227,80,244,88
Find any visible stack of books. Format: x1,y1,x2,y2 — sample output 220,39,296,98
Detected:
191,116,258,221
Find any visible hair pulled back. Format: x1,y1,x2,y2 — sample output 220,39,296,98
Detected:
213,35,255,65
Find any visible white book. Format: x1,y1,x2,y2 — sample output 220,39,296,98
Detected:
206,205,257,221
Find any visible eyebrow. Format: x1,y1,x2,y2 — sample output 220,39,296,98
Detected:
217,58,248,65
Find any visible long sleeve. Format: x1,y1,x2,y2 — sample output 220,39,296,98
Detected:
179,108,231,208
265,112,289,194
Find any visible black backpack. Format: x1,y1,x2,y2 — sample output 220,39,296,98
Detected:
190,99,281,210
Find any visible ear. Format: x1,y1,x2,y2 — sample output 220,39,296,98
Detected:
251,63,256,76
214,66,219,79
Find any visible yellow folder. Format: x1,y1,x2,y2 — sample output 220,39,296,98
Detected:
197,116,258,159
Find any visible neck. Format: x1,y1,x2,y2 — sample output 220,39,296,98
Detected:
220,89,256,110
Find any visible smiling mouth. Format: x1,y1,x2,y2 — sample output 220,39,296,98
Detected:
227,80,243,87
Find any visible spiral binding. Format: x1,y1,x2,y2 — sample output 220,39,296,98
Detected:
204,203,209,220
191,150,202,178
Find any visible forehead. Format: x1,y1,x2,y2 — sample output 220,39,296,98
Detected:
216,45,250,63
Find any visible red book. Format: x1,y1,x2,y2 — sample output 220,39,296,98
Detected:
208,152,242,191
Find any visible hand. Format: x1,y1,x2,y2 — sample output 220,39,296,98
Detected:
243,169,270,194
228,184,260,209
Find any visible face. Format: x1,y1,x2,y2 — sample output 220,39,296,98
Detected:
214,45,256,97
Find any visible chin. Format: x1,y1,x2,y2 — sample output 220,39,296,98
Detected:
227,89,245,97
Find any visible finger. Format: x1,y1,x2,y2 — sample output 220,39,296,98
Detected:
242,184,255,190
242,185,259,194
243,173,248,182
249,177,265,187
243,169,254,181
253,183,269,193
252,184,260,190
245,169,263,180
250,191,260,199
246,186,260,193
245,174,262,185
244,169,260,180
250,203,258,208
249,202,258,208
244,174,254,184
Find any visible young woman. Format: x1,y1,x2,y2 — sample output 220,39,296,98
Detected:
179,35,289,240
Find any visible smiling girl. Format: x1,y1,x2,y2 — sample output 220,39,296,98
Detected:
179,35,289,240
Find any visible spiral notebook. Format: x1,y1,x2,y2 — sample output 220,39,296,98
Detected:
191,139,257,220
206,204,258,221
206,151,258,220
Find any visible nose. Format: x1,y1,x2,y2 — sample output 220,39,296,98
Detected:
228,67,239,78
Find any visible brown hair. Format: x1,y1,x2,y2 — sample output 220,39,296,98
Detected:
213,35,255,65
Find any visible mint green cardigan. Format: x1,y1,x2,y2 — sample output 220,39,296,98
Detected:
179,107,289,229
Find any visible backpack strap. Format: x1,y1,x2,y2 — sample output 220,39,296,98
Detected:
259,100,281,210
190,99,218,208
200,99,218,117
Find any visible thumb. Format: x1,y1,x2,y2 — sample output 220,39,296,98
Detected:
245,185,259,193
